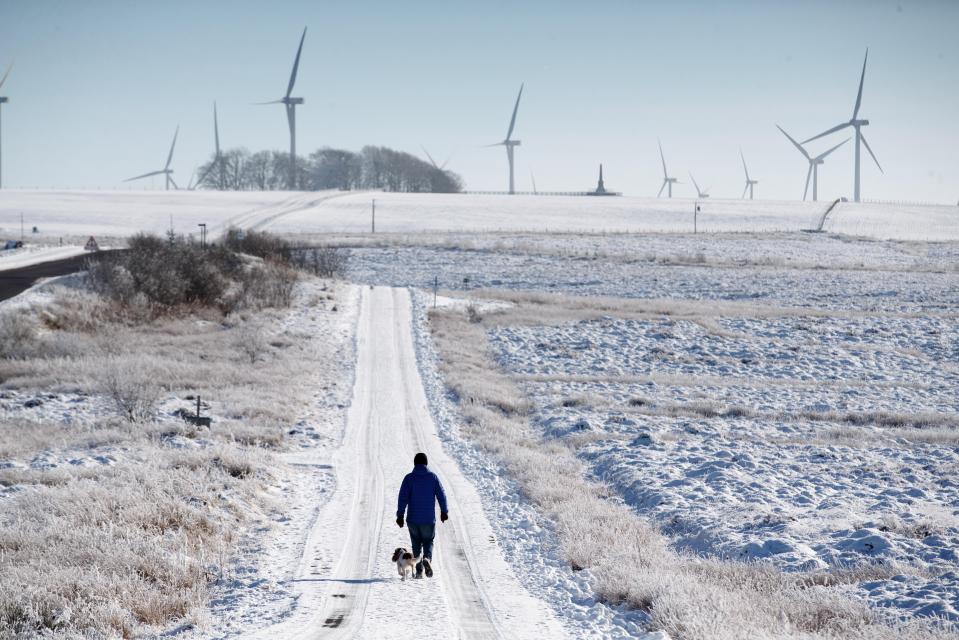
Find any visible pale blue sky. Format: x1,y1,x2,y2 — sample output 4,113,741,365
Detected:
0,0,956,202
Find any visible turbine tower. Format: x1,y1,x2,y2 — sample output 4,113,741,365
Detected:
0,62,12,189
487,83,524,194
259,27,307,190
197,102,225,189
124,126,180,190
803,49,882,203
689,172,709,198
740,149,758,200
777,125,848,201
657,139,678,197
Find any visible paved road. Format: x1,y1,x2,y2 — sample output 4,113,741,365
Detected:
0,251,106,302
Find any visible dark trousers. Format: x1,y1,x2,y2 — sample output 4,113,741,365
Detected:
408,522,435,560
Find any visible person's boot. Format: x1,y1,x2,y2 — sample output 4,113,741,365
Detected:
422,558,433,578
415,561,424,579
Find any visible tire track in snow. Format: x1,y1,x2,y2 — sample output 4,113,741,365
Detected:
211,190,358,236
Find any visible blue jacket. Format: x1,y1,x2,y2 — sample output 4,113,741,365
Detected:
397,464,448,525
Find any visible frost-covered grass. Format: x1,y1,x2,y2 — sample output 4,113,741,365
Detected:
0,278,350,637
0,437,268,637
428,306,955,639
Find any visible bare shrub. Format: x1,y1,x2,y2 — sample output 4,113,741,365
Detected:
0,312,36,359
87,233,238,312
235,322,268,364
101,358,163,422
292,245,349,278
238,262,299,309
223,228,291,263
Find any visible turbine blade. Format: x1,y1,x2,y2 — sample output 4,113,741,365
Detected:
124,170,166,182
740,148,750,181
688,171,701,195
658,139,668,178
853,48,868,120
286,27,307,99
286,104,295,141
815,137,850,161
776,124,810,160
0,61,12,91
802,121,851,144
860,133,883,174
168,176,180,190
254,100,285,105
742,183,749,199
657,181,666,197
803,165,812,201
484,142,506,147
506,83,524,141
421,146,440,169
165,126,179,171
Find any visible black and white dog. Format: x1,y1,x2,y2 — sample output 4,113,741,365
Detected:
391,548,418,581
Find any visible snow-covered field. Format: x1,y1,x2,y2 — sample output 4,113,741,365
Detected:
3,190,958,243
486,315,959,620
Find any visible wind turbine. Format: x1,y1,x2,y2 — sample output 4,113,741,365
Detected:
487,83,524,194
740,148,758,200
0,62,12,189
124,126,179,190
657,139,678,198
196,102,225,189
777,125,849,201
259,27,307,190
803,49,882,203
688,172,709,198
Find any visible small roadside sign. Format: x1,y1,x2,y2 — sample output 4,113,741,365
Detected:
84,236,99,251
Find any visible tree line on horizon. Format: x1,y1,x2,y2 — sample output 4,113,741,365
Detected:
195,145,464,193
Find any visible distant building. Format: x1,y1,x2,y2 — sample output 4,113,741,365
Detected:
586,164,621,196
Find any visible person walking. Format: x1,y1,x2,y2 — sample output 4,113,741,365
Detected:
396,452,449,578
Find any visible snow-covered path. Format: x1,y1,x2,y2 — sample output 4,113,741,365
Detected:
247,287,565,639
